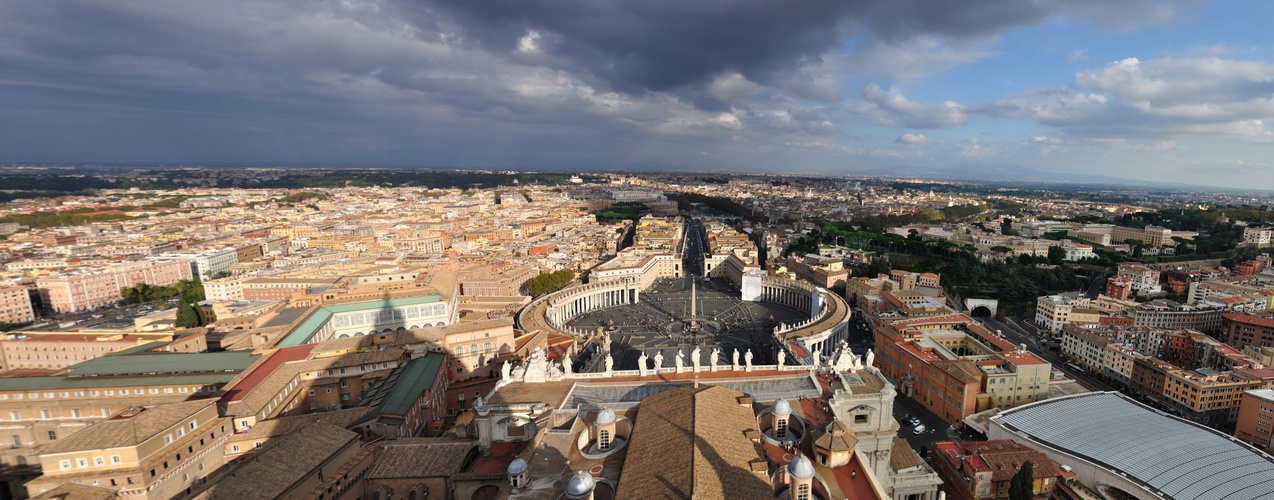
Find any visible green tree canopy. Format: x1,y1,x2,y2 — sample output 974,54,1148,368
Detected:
1009,460,1034,500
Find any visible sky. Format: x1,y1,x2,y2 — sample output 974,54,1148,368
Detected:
3,0,1274,189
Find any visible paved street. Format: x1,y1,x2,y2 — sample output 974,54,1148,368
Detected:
982,316,1115,392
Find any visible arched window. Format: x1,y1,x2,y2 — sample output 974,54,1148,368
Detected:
796,483,810,500
470,344,477,353
484,341,492,351
598,429,611,451
776,417,787,440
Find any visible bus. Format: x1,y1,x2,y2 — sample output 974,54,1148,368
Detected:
1065,362,1084,373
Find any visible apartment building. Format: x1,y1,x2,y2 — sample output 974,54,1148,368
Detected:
1034,293,1095,333
1244,227,1273,247
1116,264,1162,293
874,313,1050,424
1060,325,1110,372
1133,302,1224,334
203,276,243,302
1222,311,1274,349
1161,368,1261,425
0,285,34,326
35,259,193,313
156,248,239,279
1234,389,1274,451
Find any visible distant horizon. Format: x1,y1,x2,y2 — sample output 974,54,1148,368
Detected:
1,162,1271,194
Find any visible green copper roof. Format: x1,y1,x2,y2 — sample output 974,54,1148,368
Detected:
274,294,443,348
63,349,260,377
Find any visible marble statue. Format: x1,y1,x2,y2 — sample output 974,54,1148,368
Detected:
709,348,720,371
732,348,740,367
563,352,573,375
501,360,512,379
778,349,786,368
865,349,875,367
638,352,649,376
812,348,821,368
605,354,614,373
654,351,664,369
744,349,754,371
675,349,686,373
691,346,702,372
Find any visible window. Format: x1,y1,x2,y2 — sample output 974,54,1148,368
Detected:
9,411,18,421
232,445,240,453
189,422,197,431
598,429,611,451
340,380,348,388
59,460,71,470
111,455,121,464
776,417,788,440
41,410,51,419
94,457,105,466
796,483,811,500
307,389,315,396
76,458,88,468
72,408,81,418
854,414,868,424
101,407,111,417
310,401,318,409
164,435,172,444
47,431,56,440
254,441,262,449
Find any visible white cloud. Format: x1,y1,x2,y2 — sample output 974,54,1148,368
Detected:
895,132,930,144
861,83,968,129
983,54,1274,144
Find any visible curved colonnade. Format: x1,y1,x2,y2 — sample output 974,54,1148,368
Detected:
518,271,852,365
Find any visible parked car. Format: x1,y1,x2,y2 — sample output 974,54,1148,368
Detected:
913,424,927,434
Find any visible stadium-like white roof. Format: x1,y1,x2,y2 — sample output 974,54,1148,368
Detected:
993,392,1274,500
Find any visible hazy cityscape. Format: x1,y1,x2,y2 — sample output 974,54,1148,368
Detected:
5,1,1274,500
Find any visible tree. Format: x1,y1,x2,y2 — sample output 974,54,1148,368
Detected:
174,300,201,328
1047,246,1066,265
1009,460,1035,500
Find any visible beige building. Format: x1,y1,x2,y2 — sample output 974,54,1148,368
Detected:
0,285,34,326
0,332,176,371
202,277,243,302
26,400,230,499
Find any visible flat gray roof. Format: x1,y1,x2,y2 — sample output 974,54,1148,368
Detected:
993,392,1274,500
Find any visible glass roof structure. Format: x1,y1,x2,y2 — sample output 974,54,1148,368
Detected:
993,392,1274,500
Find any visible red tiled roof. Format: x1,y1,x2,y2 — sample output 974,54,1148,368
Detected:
1223,313,1274,328
221,345,314,403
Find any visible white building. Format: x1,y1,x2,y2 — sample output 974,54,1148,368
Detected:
1244,227,1272,247
157,248,239,279
1061,241,1095,261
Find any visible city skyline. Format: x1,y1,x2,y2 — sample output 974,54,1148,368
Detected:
4,1,1274,190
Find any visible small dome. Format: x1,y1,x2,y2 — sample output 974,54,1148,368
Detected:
507,458,528,475
788,454,815,480
772,398,792,416
595,408,617,426
566,470,596,497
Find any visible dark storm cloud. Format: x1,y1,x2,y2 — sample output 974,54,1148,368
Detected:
0,0,1202,165
414,0,1194,98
